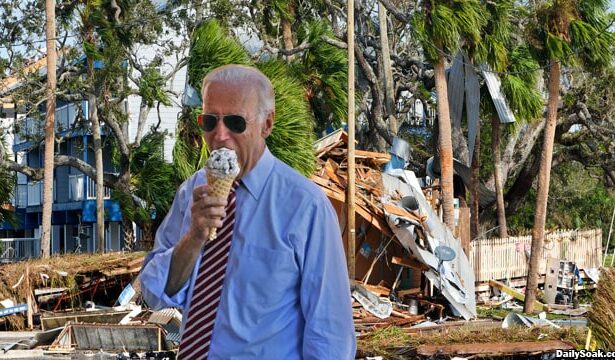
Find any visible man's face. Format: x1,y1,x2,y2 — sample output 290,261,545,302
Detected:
202,81,272,179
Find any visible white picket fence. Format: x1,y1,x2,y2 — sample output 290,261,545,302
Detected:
469,229,602,283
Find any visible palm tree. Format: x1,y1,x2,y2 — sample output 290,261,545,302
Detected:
412,0,487,230
473,1,543,239
524,0,613,314
41,0,57,258
494,45,544,237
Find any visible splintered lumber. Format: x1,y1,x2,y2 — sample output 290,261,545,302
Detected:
382,204,427,223
392,256,429,271
361,283,391,297
489,280,546,312
417,340,574,356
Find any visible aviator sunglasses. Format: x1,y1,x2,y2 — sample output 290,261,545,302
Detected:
197,113,247,134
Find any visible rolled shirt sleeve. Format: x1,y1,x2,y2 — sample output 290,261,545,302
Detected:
140,175,196,311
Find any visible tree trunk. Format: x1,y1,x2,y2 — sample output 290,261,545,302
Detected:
122,217,136,250
281,4,295,62
89,92,105,253
378,2,398,134
470,125,480,241
491,114,508,238
41,0,57,258
524,60,560,314
434,52,455,230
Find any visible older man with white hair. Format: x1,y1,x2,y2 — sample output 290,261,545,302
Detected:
140,64,356,360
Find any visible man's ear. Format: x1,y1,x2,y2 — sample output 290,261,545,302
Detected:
262,111,274,138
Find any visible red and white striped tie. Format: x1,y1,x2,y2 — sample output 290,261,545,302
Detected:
177,182,238,360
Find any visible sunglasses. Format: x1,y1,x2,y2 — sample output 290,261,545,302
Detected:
197,113,247,134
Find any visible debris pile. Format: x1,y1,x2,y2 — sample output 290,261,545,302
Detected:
312,129,476,333
0,252,184,359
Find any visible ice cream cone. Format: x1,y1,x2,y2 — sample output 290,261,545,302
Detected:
206,172,236,241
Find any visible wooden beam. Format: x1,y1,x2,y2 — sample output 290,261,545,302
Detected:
418,340,574,357
392,256,429,271
489,280,547,312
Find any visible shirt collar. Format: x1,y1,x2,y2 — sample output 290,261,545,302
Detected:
240,146,274,200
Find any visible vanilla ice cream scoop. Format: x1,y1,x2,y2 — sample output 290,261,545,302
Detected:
205,148,240,240
206,147,240,177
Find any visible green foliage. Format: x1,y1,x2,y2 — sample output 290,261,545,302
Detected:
139,66,172,107
413,0,486,62
294,21,348,131
172,108,209,181
258,60,316,177
508,161,615,242
112,131,177,225
570,19,614,68
527,0,613,68
187,20,251,91
501,75,543,121
545,32,573,62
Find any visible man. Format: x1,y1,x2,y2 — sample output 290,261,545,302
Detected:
140,64,356,359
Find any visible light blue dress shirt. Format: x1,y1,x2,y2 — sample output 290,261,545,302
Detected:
140,147,356,359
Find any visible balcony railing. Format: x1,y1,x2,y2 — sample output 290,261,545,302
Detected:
86,176,111,200
0,238,40,263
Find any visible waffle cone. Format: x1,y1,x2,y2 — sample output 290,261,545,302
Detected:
207,172,236,240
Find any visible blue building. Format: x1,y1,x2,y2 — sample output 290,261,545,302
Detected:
1,45,187,259
2,99,123,254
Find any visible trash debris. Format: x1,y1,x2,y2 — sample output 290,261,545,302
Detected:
501,312,560,329
352,283,393,319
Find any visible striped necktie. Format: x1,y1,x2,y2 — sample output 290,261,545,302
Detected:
177,182,239,360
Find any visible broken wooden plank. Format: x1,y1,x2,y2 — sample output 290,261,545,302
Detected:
489,280,547,312
397,288,422,297
417,340,574,356
392,256,429,271
382,203,427,223
361,283,391,297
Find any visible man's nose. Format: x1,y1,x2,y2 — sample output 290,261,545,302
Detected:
211,117,231,141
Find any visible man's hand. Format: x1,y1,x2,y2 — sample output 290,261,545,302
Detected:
189,184,228,246
164,184,228,296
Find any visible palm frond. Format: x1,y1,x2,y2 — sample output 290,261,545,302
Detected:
187,20,251,90
501,75,544,122
258,60,316,177
294,21,348,130
570,19,614,68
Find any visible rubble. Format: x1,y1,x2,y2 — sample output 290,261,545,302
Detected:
313,129,476,324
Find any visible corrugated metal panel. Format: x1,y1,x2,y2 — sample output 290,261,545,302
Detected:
381,169,476,320
50,323,165,351
464,53,480,163
148,308,182,343
447,51,465,128
481,64,516,124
